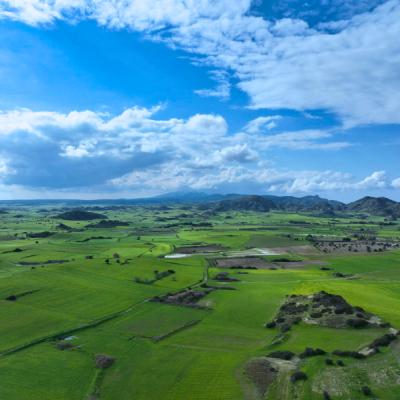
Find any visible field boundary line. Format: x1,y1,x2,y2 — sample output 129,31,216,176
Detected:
0,262,208,357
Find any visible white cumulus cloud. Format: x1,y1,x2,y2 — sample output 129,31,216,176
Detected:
391,177,400,189
0,105,356,194
1,1,399,126
244,116,282,134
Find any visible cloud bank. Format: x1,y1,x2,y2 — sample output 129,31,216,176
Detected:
0,105,397,198
1,0,399,126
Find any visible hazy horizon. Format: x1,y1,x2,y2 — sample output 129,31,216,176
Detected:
0,190,399,204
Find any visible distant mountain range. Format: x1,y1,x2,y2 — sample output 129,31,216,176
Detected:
204,194,399,217
0,192,399,217
154,192,400,217
206,195,275,213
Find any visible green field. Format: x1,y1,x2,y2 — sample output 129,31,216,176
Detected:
0,205,399,399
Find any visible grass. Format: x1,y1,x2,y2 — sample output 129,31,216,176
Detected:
0,206,399,399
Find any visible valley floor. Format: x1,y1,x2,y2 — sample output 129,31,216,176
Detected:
0,206,399,399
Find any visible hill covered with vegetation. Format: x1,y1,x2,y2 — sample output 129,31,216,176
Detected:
347,196,400,217
199,194,399,217
55,209,108,221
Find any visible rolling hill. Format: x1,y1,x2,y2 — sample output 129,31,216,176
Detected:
54,210,108,221
347,196,400,217
209,195,275,212
1,193,399,217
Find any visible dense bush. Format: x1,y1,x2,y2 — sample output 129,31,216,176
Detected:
267,351,295,360
361,386,372,396
346,318,369,328
290,371,307,383
299,347,326,358
323,390,331,400
370,333,397,348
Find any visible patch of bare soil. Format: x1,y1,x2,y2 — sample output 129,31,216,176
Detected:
214,257,326,270
151,288,213,308
175,244,226,254
242,356,297,400
269,245,319,255
215,257,273,269
265,291,389,332
275,260,328,269
314,240,400,254
244,358,278,398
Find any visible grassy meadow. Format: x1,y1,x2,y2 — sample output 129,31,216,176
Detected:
0,205,399,399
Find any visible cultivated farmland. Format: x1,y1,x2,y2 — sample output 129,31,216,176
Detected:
0,204,399,399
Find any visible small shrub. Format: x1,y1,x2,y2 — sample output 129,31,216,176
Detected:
361,386,372,396
370,333,397,348
323,390,331,400
290,371,307,383
95,354,115,369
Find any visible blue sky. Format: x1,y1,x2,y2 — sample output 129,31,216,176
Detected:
0,0,399,201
